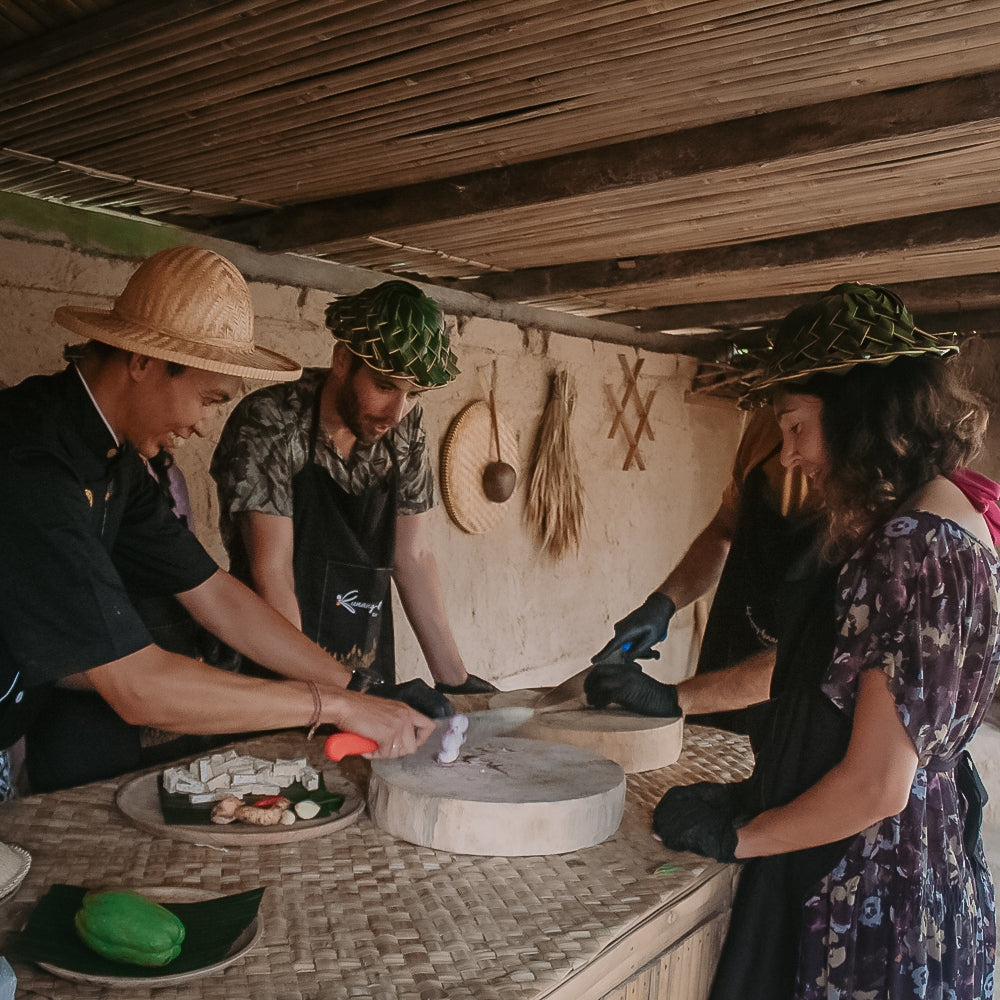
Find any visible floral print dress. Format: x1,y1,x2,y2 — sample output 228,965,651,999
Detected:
797,511,1000,999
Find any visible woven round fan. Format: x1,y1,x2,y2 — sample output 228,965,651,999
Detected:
440,400,519,534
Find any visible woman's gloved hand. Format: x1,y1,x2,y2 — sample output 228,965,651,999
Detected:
434,673,498,695
584,660,680,717
591,592,676,663
652,781,749,862
377,679,454,719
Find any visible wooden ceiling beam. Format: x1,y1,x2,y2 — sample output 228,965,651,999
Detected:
0,0,231,83
598,275,1000,335
208,70,1000,253
430,205,1000,300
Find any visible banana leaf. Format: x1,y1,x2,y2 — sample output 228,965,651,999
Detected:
8,884,264,978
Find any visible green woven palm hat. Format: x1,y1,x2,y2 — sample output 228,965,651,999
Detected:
324,280,459,388
739,282,959,407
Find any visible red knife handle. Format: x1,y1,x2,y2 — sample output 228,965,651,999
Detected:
324,732,379,761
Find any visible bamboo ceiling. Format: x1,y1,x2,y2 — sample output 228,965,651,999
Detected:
2,0,999,375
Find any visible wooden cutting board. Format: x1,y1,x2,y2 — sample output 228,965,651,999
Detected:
368,737,625,856
489,688,683,774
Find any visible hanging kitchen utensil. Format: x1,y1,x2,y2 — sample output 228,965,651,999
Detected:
482,360,517,502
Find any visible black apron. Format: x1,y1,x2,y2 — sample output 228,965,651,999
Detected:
691,459,822,740
709,547,851,1000
291,390,399,684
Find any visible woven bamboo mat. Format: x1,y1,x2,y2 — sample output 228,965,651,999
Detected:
0,726,751,1000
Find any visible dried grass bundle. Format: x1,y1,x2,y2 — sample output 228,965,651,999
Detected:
526,370,585,559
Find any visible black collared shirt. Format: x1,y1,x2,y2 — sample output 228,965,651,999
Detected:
0,367,218,745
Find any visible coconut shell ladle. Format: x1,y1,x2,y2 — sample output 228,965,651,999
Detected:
482,382,517,503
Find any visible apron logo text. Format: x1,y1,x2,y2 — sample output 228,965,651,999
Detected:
336,590,383,617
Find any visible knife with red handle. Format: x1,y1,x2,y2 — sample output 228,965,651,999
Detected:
324,732,378,760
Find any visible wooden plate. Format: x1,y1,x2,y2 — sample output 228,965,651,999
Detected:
34,887,262,987
116,769,364,846
369,737,625,856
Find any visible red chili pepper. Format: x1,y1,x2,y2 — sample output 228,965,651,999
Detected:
250,795,286,809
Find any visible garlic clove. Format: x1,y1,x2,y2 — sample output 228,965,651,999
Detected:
294,799,321,820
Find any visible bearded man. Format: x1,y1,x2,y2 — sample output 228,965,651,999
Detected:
211,280,494,697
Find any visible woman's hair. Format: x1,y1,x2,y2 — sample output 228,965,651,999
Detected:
791,354,989,556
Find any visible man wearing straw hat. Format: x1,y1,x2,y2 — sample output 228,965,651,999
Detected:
0,246,440,793
211,280,494,697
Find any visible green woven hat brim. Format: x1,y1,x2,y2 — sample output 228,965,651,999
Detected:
325,281,459,388
738,282,959,406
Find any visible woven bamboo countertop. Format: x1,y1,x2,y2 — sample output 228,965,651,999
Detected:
0,725,752,1000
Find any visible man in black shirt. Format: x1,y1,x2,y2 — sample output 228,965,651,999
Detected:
0,246,444,791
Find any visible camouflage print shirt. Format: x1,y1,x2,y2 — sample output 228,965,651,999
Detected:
210,368,435,565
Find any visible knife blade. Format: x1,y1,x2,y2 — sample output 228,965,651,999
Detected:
324,706,533,762
532,644,633,711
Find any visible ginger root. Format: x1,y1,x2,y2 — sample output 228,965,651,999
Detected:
210,794,292,826
210,795,243,825
233,800,289,826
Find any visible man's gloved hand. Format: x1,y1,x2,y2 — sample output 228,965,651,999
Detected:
434,673,498,695
584,660,681,717
592,592,676,663
376,679,454,719
652,781,748,862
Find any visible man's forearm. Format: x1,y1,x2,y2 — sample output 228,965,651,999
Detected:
393,554,467,686
676,647,775,715
657,506,735,611
178,570,352,687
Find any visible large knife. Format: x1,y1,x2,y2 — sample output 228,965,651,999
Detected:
324,706,533,762
532,644,633,711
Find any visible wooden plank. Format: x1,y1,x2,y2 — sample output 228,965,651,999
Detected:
539,867,739,1000
435,205,1000,300
5,2,1000,229
203,70,1000,250
298,130,1000,272
657,910,729,1000
9,1,1000,184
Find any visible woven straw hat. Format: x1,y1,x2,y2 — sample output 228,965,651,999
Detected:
55,246,302,381
740,282,959,406
325,280,459,388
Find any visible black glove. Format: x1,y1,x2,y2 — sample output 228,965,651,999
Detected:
652,781,747,862
434,673,498,695
377,679,454,719
592,592,676,663
584,660,681,717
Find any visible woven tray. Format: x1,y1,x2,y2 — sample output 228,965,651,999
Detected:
0,727,752,999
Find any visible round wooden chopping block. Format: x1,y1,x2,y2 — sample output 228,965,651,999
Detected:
368,737,625,856
488,690,683,773
516,711,683,774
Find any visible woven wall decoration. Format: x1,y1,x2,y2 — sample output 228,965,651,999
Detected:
606,355,656,471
